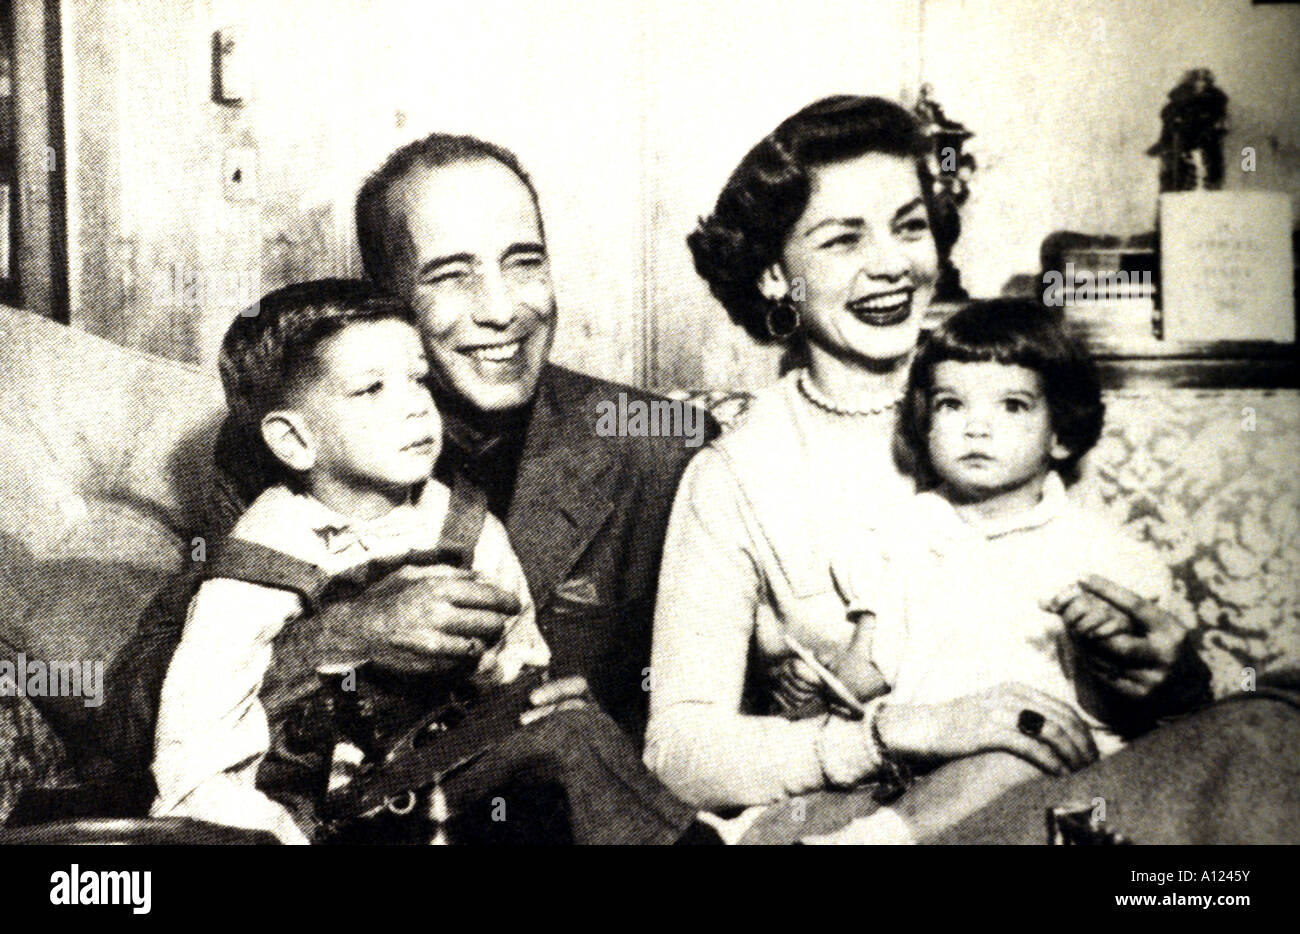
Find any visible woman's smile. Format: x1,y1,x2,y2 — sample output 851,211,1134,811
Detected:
846,287,915,327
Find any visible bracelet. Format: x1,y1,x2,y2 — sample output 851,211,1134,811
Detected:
869,702,913,803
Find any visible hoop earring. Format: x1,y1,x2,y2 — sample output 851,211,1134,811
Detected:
764,298,801,341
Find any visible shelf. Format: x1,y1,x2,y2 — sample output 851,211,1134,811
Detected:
1093,353,1298,390
926,301,1299,390
1076,323,1298,390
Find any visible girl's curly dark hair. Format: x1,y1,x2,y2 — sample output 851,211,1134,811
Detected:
900,299,1106,488
687,95,955,345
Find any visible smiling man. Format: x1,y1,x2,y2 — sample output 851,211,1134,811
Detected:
89,133,716,844
345,135,719,732
376,151,554,414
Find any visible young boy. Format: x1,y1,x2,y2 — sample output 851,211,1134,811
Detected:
150,280,549,844
801,300,1174,843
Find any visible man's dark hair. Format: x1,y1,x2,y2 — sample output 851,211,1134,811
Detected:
900,299,1105,487
355,133,540,288
687,95,953,345
217,278,415,468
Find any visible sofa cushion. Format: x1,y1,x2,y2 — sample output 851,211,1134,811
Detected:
1078,390,1300,696
0,418,184,741
0,306,225,537
0,307,222,747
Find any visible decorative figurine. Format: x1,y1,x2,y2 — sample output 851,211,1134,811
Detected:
1147,68,1229,192
912,84,976,302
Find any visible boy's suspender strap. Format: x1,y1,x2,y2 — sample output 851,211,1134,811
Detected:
429,474,489,571
207,539,333,613
311,478,488,602
205,476,489,612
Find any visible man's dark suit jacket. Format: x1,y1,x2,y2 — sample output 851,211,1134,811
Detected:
87,364,716,785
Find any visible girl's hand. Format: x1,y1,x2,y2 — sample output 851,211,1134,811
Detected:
770,620,888,716
771,656,826,715
873,683,1100,776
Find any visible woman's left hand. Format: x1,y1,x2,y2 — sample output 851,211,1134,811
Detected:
1046,575,1190,700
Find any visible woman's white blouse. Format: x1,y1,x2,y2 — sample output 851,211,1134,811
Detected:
645,371,916,809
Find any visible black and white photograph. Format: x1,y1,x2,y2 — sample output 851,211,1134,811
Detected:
0,0,1294,909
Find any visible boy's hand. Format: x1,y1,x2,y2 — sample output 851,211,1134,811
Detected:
519,675,592,725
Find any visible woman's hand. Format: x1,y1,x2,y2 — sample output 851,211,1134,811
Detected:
873,683,1100,776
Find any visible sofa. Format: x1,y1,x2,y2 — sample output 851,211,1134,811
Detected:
1,305,1297,827
0,305,226,819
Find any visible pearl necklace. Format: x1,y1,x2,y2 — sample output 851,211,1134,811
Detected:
796,369,903,417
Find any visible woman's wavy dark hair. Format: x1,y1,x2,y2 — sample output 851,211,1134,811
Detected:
687,95,955,345
900,299,1105,488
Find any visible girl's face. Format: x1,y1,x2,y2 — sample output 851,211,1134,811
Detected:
776,152,939,367
926,360,1069,513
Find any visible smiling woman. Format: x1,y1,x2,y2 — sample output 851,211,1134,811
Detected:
646,97,956,814
644,97,1206,831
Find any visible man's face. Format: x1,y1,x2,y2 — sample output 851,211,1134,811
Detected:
387,158,557,413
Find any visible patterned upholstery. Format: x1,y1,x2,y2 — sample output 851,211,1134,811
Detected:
674,386,1300,698
1084,390,1299,696
0,696,72,822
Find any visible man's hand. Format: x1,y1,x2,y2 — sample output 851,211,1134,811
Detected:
519,675,593,726
307,566,520,679
261,566,522,720
1046,575,1190,701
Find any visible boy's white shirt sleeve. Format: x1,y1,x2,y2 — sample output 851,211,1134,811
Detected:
150,487,316,845
471,512,549,682
150,577,310,844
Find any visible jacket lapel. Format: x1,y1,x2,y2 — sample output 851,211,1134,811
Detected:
507,366,617,610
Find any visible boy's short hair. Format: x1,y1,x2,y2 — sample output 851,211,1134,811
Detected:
218,278,416,457
901,299,1105,487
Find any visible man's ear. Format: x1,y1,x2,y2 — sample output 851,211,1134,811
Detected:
261,410,317,472
757,264,790,302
